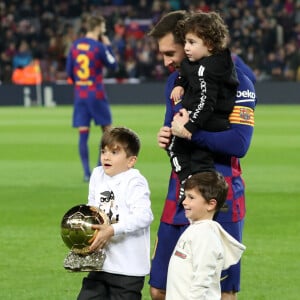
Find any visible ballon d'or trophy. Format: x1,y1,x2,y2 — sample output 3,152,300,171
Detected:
60,204,110,272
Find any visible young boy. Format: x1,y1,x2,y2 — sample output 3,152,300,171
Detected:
166,171,245,300
168,11,239,200
77,126,154,300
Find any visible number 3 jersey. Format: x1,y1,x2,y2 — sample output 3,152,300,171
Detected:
66,37,117,101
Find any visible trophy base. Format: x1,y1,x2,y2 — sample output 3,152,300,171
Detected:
64,250,106,272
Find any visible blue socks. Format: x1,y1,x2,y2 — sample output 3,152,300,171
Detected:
79,129,90,178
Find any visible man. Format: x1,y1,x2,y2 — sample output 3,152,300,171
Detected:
66,15,118,182
148,11,256,300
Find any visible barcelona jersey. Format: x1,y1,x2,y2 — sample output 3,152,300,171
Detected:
161,66,256,225
66,37,117,101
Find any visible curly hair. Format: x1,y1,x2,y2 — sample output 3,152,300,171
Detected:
183,11,229,54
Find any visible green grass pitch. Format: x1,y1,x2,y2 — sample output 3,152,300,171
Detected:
0,104,299,299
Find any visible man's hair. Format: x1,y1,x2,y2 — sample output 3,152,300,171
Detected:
184,171,228,211
86,15,105,32
148,10,188,45
101,127,140,157
183,11,229,53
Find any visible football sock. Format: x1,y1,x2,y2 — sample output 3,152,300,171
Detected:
79,129,90,177
97,141,102,166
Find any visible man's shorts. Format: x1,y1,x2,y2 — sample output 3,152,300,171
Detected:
73,98,112,128
148,222,188,290
220,219,245,292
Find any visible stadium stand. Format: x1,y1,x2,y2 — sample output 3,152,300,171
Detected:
0,0,299,84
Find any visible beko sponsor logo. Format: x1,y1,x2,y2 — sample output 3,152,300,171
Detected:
236,89,256,99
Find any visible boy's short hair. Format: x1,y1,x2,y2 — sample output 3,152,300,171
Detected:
101,126,140,157
184,171,228,211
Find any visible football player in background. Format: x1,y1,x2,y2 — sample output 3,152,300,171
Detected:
66,15,118,182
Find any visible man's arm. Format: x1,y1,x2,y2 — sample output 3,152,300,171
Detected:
158,71,186,149
98,40,118,70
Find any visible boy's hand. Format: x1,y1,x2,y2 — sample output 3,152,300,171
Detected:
170,86,184,103
88,224,114,252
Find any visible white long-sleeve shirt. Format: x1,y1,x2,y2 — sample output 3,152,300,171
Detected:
88,166,153,276
166,220,246,300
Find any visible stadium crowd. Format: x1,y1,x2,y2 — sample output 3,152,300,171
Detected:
0,0,299,84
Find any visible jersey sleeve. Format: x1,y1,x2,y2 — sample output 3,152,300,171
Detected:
164,71,181,126
191,67,256,158
98,43,118,70
232,54,256,84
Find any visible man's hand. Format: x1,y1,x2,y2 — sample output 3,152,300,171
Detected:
157,126,172,149
171,109,191,139
173,108,189,125
88,224,114,252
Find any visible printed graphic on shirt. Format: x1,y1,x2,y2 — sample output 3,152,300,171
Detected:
99,191,119,223
174,238,189,259
174,250,187,259
198,65,205,76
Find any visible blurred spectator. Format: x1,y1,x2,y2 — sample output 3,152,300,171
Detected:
112,18,126,56
62,23,76,65
41,35,64,82
136,39,154,79
125,56,138,78
125,21,145,40
12,40,32,69
12,59,42,85
284,40,300,81
264,51,285,81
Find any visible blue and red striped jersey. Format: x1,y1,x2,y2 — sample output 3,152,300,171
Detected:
160,66,256,225
66,37,117,100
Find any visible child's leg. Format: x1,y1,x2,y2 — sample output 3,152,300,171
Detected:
106,273,145,300
168,136,192,181
168,136,193,202
190,147,215,174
